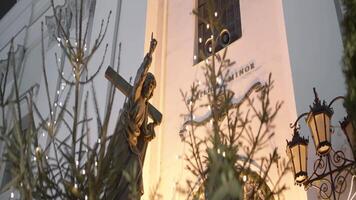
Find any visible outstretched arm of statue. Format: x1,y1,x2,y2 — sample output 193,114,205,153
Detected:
132,34,158,101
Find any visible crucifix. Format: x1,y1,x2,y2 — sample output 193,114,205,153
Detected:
103,35,162,199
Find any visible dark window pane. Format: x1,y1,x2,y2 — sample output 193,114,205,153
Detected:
195,0,242,64
0,0,16,20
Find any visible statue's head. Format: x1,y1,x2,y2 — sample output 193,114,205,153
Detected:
142,72,156,100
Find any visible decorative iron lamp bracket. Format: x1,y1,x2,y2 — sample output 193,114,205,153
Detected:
302,148,355,200
287,88,356,200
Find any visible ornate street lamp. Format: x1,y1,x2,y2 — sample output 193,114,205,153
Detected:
306,88,333,155
286,128,309,184
286,88,356,200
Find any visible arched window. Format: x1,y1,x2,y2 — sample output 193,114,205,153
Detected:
195,0,242,64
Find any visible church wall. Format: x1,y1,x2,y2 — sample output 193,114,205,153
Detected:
142,0,307,199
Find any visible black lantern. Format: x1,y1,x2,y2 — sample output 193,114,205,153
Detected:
306,88,333,155
287,128,309,184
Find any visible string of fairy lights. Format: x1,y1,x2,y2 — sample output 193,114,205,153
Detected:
9,36,98,199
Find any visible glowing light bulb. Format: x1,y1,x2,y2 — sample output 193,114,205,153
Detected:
10,192,14,199
216,77,222,85
199,37,202,43
214,12,218,17
206,24,210,29
35,146,41,153
193,55,197,60
243,175,247,182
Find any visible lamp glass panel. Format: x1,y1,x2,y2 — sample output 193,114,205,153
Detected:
291,145,301,173
308,115,319,148
325,114,331,142
300,144,307,172
286,147,295,174
315,113,326,143
314,113,331,154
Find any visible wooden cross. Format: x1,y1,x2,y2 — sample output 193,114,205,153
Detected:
105,66,162,124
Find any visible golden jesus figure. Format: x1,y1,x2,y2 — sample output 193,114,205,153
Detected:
105,36,158,200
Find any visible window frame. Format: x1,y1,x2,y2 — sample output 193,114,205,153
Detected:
194,0,242,64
